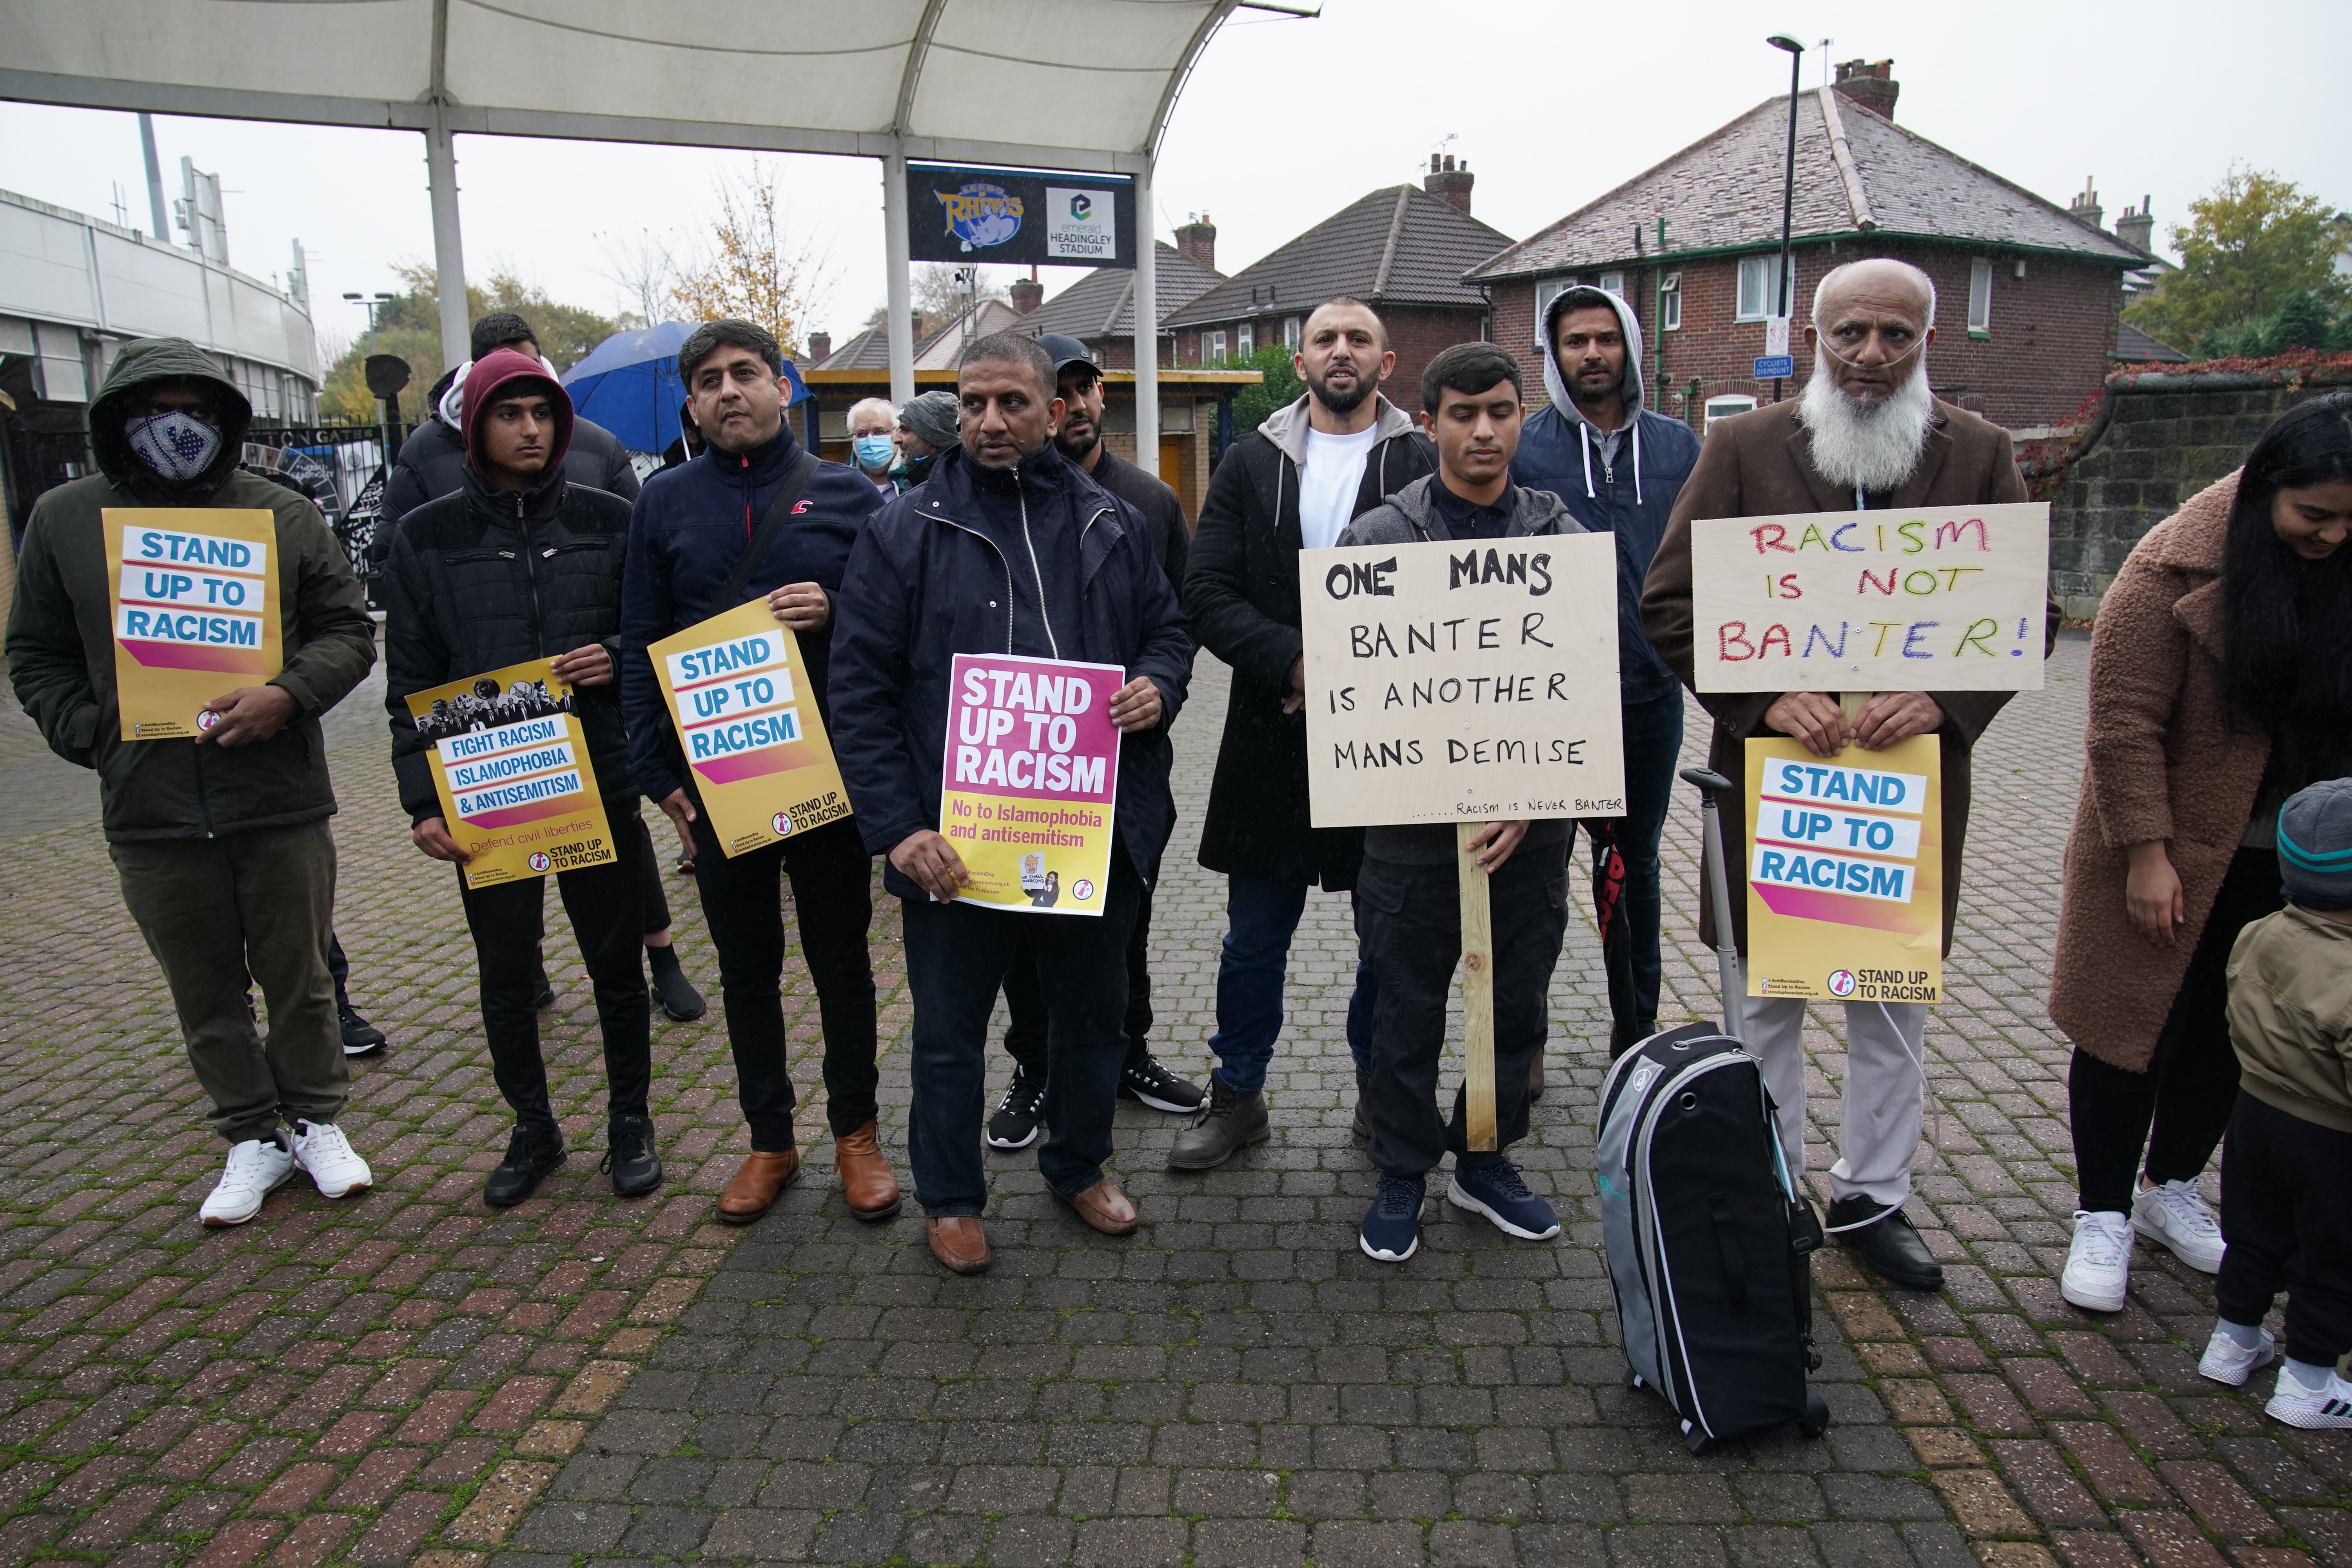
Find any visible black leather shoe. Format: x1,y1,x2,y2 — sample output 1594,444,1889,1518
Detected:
485,1123,566,1209
601,1113,664,1198
1825,1196,1944,1291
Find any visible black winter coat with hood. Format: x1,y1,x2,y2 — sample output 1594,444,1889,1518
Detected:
1181,391,1434,887
379,374,640,536
381,349,636,824
5,337,378,842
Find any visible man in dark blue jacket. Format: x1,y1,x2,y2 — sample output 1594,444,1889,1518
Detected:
830,332,1194,1276
617,319,901,1228
1510,285,1700,1058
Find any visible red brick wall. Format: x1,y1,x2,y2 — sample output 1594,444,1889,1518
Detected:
1494,241,2122,433
1173,303,1493,415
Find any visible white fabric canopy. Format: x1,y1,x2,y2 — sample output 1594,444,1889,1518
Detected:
0,0,1234,170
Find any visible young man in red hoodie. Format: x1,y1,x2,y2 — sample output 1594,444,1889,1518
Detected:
382,349,662,1208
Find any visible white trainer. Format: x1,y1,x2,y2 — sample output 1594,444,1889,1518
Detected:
200,1136,294,1227
2197,1323,2279,1387
290,1120,372,1200
2061,1210,2133,1312
2132,1179,2226,1272
2266,1366,2352,1429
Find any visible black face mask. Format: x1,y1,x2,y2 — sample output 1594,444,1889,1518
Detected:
895,448,939,486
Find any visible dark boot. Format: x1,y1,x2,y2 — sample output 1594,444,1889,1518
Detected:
485,1123,566,1209
1826,1196,1944,1291
601,1113,664,1198
1167,1075,1269,1171
647,944,706,1022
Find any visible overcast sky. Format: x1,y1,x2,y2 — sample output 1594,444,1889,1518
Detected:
1,0,2344,359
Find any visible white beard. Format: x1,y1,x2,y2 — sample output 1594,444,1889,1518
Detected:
1797,348,1935,493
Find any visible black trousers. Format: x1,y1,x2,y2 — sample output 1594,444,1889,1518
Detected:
1353,848,1570,1179
635,811,673,934
2217,1091,2352,1366
1001,882,1155,1075
456,796,651,1128
2068,848,2281,1213
686,806,878,1145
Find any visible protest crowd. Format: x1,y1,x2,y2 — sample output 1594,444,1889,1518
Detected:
11,249,2352,1434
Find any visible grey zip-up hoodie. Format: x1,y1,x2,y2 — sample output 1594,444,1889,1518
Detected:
1336,474,1587,867
1537,285,1648,499
1257,390,1426,520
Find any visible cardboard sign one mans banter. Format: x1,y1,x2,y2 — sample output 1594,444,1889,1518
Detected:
649,599,854,857
1301,534,1625,1143
1688,502,2048,999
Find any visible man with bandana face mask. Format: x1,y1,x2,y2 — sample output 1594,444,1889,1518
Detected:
7,338,380,1230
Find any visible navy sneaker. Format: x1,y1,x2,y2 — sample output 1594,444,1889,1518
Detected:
1446,1160,1561,1241
1359,1173,1425,1263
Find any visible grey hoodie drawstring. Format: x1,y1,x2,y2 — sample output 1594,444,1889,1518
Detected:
1632,422,1644,506
1579,419,1646,505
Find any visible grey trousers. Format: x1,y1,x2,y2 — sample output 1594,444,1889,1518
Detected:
1740,977,1928,1209
109,819,349,1143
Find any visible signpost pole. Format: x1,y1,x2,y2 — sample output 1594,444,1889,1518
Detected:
1457,823,1498,1152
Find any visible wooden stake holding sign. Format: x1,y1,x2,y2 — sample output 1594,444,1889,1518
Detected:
1296,536,1625,1153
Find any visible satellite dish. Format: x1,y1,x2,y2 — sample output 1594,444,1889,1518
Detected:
364,354,412,399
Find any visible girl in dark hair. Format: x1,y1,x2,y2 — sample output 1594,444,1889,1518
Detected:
2047,392,2352,1318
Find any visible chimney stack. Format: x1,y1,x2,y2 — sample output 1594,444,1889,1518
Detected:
1831,58,1899,120
1009,277,1044,315
1423,152,1474,217
2115,196,2154,254
2069,178,2103,233
1175,212,1217,272
809,331,831,363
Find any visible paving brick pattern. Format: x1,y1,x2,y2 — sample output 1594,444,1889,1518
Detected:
0,635,2345,1567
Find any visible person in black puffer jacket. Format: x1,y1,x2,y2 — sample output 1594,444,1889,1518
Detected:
383,348,666,1210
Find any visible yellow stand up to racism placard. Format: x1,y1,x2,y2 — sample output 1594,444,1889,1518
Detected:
648,598,853,858
405,658,616,889
1743,733,1943,1003
104,508,283,739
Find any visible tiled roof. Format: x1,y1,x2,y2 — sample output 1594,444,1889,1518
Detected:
814,298,1032,372
1166,185,1514,328
1468,89,2143,280
1017,243,1225,342
2113,322,2190,364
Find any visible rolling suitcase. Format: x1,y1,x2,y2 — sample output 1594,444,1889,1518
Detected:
1595,767,1831,1454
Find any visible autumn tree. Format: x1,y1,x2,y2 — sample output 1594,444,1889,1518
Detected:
2125,168,2351,352
669,162,831,355
318,264,619,423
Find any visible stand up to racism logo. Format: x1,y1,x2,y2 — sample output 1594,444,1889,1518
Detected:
936,181,1024,252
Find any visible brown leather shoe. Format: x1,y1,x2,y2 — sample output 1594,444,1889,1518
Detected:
833,1121,902,1220
1529,1053,1546,1102
716,1148,799,1223
1057,1176,1140,1236
926,1216,991,1274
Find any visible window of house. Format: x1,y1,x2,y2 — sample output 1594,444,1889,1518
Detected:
1236,323,1254,357
1704,394,1758,431
1968,259,1993,335
1534,277,1579,323
1736,254,1795,321
1661,272,1682,331
1599,270,1625,297
1283,316,1301,349
1204,329,1227,364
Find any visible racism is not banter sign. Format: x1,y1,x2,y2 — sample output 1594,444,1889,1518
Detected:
1299,535,1626,828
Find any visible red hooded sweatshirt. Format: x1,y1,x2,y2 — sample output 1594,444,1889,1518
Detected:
462,347,575,483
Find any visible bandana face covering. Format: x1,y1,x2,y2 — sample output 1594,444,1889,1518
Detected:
125,410,223,483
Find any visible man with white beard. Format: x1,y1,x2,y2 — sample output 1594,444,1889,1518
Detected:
1640,258,2029,1293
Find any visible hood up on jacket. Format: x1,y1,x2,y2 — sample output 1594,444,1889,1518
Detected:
1256,389,1420,467
438,349,566,429
87,337,253,504
1537,284,1650,504
462,346,575,479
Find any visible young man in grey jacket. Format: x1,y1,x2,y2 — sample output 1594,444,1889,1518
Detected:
1337,342,1581,1263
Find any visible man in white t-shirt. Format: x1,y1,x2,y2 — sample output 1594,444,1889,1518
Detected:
1176,296,1437,1169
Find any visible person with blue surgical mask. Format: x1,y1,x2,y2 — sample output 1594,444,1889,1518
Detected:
847,397,900,496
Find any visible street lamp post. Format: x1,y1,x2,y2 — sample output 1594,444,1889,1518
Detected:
1767,35,1804,403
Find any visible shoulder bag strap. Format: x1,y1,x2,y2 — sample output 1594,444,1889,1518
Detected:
697,450,820,624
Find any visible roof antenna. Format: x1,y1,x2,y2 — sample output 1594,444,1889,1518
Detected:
1818,38,1832,90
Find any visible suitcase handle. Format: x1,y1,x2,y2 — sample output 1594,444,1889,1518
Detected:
1680,768,1744,1041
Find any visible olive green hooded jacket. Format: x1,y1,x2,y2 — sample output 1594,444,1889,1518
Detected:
5,338,377,841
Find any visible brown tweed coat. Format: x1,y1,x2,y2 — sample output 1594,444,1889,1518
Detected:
2047,472,2271,1071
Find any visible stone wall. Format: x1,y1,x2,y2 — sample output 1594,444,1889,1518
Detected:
2032,357,2352,618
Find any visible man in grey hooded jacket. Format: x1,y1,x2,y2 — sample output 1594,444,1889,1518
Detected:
1511,286,1700,1058
1339,343,1582,1265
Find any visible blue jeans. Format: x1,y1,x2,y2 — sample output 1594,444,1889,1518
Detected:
1612,686,1686,1036
1207,876,1377,1092
901,855,1142,1216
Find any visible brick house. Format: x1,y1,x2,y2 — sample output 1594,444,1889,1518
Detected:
1015,239,1225,371
1161,158,1513,415
1465,62,2150,434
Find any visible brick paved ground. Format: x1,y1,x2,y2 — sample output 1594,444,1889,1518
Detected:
0,634,2345,1568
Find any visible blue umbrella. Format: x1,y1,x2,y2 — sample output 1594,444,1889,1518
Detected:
561,320,809,455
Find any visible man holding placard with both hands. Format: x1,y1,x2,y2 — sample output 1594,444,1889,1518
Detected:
1641,258,2043,1293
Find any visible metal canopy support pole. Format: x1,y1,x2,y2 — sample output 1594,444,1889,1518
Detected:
1131,158,1158,478
423,110,469,372
884,152,915,407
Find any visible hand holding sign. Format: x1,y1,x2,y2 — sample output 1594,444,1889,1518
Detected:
196,682,297,748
